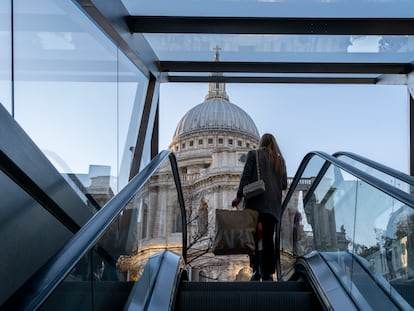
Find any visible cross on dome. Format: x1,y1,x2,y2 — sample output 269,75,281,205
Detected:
214,45,221,61
205,45,229,101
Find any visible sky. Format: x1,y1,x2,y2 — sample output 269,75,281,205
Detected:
159,83,409,177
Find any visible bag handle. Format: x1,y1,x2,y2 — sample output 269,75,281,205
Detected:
256,150,261,180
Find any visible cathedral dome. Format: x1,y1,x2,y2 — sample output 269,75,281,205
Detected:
172,90,259,141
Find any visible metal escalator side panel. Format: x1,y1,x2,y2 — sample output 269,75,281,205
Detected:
296,253,359,311
312,252,413,311
350,254,414,311
123,250,182,311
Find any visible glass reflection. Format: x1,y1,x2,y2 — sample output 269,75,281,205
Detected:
144,34,414,63
13,0,148,200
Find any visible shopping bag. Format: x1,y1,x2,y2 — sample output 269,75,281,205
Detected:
213,208,259,255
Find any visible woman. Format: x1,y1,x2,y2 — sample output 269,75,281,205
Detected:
232,133,287,281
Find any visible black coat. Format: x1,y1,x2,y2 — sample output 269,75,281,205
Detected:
237,148,287,221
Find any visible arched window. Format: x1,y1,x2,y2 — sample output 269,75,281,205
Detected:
173,206,183,233
198,201,208,236
141,203,148,239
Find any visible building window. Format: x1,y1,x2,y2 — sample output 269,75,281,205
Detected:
175,145,179,151
199,271,207,282
173,206,182,233
141,203,149,239
198,139,203,145
246,143,250,148
189,140,194,147
228,139,233,145
218,138,223,144
182,143,186,149
208,138,213,144
198,201,208,237
238,140,242,146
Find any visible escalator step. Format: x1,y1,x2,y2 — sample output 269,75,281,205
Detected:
175,282,320,311
179,281,310,292
176,290,318,311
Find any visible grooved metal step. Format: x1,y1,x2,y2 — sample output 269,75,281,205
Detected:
174,281,322,311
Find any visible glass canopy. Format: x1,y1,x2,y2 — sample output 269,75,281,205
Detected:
118,0,414,84
10,0,414,84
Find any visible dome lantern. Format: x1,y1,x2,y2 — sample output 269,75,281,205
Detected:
205,45,229,101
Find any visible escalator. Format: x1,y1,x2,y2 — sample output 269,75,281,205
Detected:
279,151,414,311
2,145,414,309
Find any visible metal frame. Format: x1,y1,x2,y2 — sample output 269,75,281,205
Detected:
411,95,414,176
73,0,159,79
167,76,378,84
160,61,413,74
126,16,414,35
129,75,159,179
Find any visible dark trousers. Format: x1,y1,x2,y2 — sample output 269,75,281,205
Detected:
250,213,277,277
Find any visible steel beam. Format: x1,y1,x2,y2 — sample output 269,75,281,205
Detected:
127,16,414,35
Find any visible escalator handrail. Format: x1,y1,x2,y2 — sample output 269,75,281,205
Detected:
333,151,414,187
278,151,414,278
301,152,414,209
282,151,414,213
3,150,187,311
169,152,188,263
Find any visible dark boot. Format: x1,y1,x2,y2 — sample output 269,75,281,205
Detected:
250,271,261,281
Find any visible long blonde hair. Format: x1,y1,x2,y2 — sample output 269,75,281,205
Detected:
259,133,286,175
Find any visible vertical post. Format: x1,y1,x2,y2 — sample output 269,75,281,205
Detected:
129,75,158,180
151,102,159,159
410,93,414,176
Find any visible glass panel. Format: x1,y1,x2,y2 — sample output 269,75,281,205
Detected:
0,1,12,113
144,34,414,63
122,0,414,18
281,157,414,308
13,0,148,200
281,154,326,272
118,52,149,190
301,155,326,179
337,154,414,196
41,155,183,309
